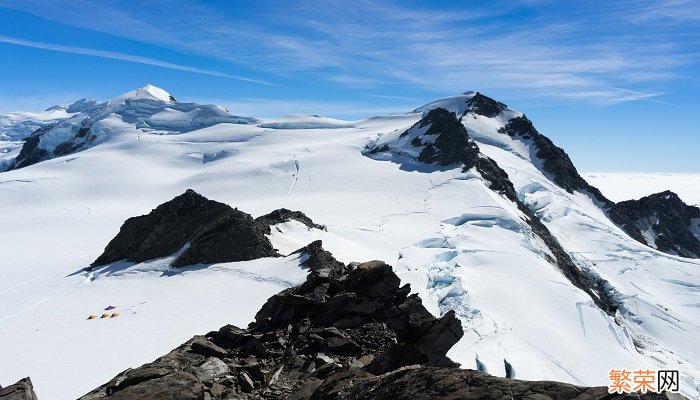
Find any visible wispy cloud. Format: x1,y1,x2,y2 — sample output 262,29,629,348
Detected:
201,97,416,120
0,35,273,86
1,0,697,105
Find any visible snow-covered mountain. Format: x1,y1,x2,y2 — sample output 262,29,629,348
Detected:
1,85,255,171
0,86,698,399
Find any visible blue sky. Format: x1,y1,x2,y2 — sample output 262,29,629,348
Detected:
1,0,698,172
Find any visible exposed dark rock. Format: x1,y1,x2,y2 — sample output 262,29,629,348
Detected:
190,336,229,358
90,189,277,268
414,108,480,168
292,240,345,277
463,92,507,118
498,115,647,245
307,366,680,400
618,191,700,258
77,239,678,399
7,121,98,171
0,378,38,400
6,128,51,170
255,208,326,235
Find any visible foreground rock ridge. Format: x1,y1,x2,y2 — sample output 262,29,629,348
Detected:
75,242,679,399
617,190,700,258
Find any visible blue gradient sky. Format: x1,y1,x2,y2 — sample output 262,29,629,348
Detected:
1,1,698,172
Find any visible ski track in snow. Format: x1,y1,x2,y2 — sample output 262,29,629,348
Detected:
0,296,53,323
288,156,300,193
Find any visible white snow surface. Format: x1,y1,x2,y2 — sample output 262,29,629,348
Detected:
583,172,700,207
1,87,699,399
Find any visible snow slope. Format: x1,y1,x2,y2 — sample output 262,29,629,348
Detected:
0,87,698,398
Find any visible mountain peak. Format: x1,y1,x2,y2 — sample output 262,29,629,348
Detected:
413,91,507,118
110,84,175,105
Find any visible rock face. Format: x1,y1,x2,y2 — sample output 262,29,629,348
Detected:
77,242,682,399
0,378,38,400
254,208,326,235
618,191,700,258
91,189,277,268
368,107,480,169
464,91,507,118
497,114,647,245
412,108,481,167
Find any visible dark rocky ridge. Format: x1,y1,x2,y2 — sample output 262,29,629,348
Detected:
463,91,508,118
371,107,620,315
74,242,681,399
408,108,481,168
6,121,98,171
91,190,321,269
618,191,700,258
497,114,648,245
0,378,38,400
91,189,276,268
254,208,326,235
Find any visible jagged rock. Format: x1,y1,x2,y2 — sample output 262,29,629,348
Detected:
464,92,507,118
238,371,255,393
190,336,229,358
308,365,681,400
254,208,325,234
415,108,480,168
0,378,38,400
90,189,276,268
7,128,51,170
618,191,700,258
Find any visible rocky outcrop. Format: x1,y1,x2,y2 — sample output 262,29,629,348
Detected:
618,191,700,258
464,91,507,118
77,242,682,399
7,119,101,171
254,209,326,235
0,378,38,400
498,114,647,245
308,366,684,400
91,189,276,268
7,127,52,170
